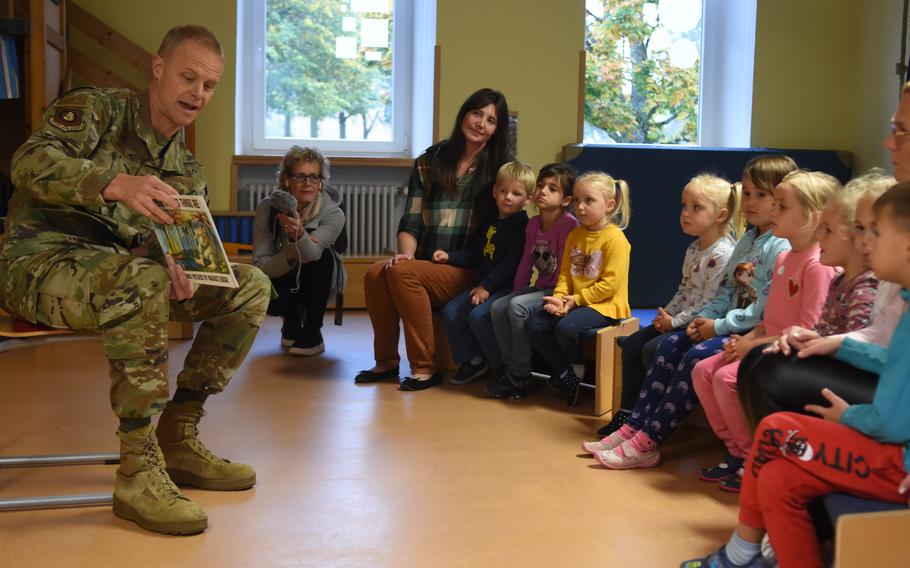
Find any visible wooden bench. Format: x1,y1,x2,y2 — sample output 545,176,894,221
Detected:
429,312,640,415
821,493,910,566
579,317,640,417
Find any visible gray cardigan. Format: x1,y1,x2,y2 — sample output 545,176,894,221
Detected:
252,186,346,291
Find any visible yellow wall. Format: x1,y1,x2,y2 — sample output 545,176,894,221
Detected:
853,0,904,173
74,0,236,209
751,0,902,173
750,0,859,152
75,0,903,209
435,0,584,168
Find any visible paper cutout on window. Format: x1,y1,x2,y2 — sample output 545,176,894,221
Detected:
365,50,382,62
360,18,389,49
342,17,357,33
335,36,358,59
351,0,390,14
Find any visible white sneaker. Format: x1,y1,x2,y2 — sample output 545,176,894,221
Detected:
593,440,660,470
289,341,325,356
581,429,634,455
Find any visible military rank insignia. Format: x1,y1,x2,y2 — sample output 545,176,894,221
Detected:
49,108,85,132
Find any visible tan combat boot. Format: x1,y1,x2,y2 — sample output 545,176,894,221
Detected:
113,424,208,535
156,400,256,491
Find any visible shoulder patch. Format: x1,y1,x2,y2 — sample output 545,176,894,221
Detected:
49,108,85,132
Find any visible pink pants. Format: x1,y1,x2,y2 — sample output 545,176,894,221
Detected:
692,352,752,458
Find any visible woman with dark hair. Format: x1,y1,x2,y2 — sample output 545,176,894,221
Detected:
253,146,345,356
357,88,512,390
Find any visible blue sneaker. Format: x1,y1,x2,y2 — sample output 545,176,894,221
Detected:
719,472,743,493
699,455,744,482
680,545,770,568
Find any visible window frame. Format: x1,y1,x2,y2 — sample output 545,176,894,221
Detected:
582,0,756,148
237,0,429,158
699,0,756,147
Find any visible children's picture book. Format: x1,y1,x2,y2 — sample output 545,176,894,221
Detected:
153,195,238,288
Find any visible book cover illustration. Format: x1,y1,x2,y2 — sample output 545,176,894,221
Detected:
153,195,238,288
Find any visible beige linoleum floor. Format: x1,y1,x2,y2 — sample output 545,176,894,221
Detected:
0,312,738,568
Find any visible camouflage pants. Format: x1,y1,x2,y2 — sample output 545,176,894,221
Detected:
0,248,271,419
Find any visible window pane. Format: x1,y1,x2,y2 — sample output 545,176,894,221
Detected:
584,0,702,144
265,0,394,141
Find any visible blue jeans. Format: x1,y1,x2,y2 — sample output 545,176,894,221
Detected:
490,287,549,377
626,331,729,443
441,287,512,368
528,306,619,376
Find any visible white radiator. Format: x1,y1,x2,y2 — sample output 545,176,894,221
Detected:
243,183,275,211
240,182,400,257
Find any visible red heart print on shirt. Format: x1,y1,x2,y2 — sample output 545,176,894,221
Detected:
788,278,800,297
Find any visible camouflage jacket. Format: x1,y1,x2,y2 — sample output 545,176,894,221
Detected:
2,87,206,259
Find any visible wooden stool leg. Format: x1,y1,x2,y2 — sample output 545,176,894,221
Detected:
593,318,640,417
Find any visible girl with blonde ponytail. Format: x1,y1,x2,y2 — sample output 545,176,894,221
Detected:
527,171,633,405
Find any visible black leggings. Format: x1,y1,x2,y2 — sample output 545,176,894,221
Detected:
267,248,335,341
737,344,878,427
617,325,664,409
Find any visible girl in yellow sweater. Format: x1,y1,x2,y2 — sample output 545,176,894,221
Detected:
527,172,632,405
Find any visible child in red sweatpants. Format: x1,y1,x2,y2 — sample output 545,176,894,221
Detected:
680,182,910,568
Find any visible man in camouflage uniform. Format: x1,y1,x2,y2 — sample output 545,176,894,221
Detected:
0,26,271,535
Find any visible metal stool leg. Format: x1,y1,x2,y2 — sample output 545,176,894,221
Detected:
0,452,119,511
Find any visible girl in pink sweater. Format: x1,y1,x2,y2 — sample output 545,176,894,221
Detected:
691,170,840,492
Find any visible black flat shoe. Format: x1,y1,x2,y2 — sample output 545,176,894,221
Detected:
597,409,632,437
399,373,443,391
354,367,400,384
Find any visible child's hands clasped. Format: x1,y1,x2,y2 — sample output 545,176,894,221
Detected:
470,286,490,305
722,334,741,362
431,250,448,263
719,334,755,363
763,326,819,356
762,326,845,359
805,388,850,423
543,295,575,317
796,335,845,358
687,316,716,342
652,307,673,332
724,334,756,363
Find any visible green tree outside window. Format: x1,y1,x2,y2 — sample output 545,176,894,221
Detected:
266,0,394,140
585,0,702,144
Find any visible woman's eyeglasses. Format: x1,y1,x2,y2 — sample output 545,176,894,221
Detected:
288,173,323,184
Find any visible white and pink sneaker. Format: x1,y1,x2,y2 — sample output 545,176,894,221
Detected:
581,425,638,456
593,440,660,470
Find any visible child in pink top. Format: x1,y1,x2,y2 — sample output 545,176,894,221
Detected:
691,170,840,492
